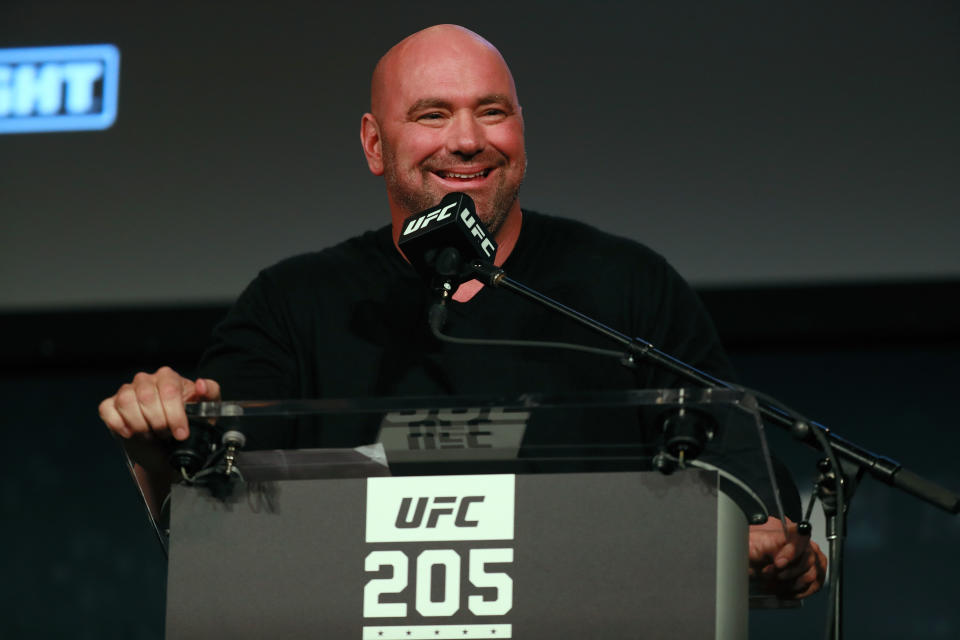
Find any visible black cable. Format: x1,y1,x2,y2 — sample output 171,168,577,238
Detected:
428,298,628,358
430,322,627,359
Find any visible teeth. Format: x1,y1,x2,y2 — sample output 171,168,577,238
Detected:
440,171,486,179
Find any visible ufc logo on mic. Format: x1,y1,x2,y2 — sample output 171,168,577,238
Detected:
366,475,514,543
402,201,457,235
459,208,496,257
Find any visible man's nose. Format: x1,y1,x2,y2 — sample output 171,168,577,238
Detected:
445,112,485,157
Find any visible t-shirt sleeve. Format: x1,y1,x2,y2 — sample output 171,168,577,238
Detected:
629,252,735,387
197,270,300,401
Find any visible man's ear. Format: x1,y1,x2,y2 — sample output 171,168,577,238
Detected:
360,113,384,176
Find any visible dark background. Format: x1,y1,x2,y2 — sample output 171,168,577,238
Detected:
2,1,958,638
1,0,958,309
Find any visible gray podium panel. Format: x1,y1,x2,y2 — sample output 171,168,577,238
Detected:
167,470,745,639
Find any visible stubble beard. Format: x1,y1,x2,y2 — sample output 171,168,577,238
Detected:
383,146,524,238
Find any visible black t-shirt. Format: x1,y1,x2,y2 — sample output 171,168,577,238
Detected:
199,210,733,399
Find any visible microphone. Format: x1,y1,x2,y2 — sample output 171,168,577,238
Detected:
397,192,498,287
398,193,499,332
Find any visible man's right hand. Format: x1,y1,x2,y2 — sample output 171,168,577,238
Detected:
99,367,220,516
99,367,221,468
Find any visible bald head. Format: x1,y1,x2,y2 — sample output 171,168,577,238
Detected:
370,25,518,120
360,24,526,241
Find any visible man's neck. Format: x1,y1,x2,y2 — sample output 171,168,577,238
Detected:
391,204,524,303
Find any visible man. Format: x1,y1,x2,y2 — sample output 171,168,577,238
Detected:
99,24,825,599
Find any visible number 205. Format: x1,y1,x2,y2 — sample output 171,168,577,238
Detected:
364,548,513,618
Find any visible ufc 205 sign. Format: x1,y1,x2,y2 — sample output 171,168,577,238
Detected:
363,475,515,639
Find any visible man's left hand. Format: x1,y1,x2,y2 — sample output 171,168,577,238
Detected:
748,516,827,599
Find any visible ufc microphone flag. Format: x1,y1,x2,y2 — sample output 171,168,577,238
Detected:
398,192,498,283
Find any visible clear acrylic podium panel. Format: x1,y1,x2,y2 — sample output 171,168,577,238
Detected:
184,387,783,524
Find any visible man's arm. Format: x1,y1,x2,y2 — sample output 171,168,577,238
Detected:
98,366,221,519
641,258,827,597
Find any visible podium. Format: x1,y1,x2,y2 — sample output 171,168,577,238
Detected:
158,389,781,639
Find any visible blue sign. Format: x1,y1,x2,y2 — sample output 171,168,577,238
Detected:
0,44,120,134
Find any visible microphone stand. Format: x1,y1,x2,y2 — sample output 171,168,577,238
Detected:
469,259,960,640
811,457,860,640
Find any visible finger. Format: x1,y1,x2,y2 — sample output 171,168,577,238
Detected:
773,541,797,568
776,551,815,582
194,377,221,400
748,535,782,567
793,560,820,591
132,371,170,434
154,369,191,441
814,544,828,582
787,546,828,598
114,382,152,435
795,582,821,599
776,533,811,569
99,396,131,438
791,563,824,599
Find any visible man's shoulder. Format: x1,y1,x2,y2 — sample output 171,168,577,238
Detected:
259,225,397,280
234,225,406,309
521,210,668,268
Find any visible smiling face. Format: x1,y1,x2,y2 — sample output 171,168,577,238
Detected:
361,26,526,237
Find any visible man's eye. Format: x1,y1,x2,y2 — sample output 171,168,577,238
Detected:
418,112,444,121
